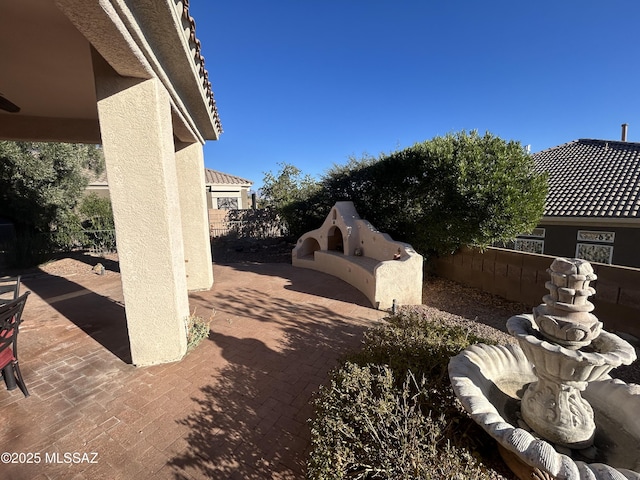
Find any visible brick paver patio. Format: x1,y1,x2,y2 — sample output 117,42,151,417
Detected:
0,260,385,479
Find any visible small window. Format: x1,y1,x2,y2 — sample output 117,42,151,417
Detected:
577,230,615,243
575,230,615,264
513,228,545,254
514,238,544,254
217,197,238,209
576,243,613,264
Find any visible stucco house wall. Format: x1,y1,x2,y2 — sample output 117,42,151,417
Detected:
530,224,640,268
86,167,252,209
0,0,223,366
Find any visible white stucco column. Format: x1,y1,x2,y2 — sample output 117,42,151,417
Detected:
175,141,214,291
93,55,188,365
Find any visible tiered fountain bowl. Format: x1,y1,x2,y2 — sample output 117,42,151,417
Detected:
448,258,640,479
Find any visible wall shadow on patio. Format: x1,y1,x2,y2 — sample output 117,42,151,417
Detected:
21,272,131,364
170,270,380,478
213,261,374,308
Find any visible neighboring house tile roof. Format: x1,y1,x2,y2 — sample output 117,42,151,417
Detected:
87,168,252,187
204,168,252,186
532,139,640,219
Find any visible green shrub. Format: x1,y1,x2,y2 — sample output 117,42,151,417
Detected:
285,131,547,256
307,312,508,480
259,162,322,238
79,193,114,231
185,313,211,352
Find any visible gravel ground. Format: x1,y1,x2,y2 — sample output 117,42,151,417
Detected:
37,252,120,278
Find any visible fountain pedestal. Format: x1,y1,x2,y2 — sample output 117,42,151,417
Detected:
521,373,594,449
518,258,602,448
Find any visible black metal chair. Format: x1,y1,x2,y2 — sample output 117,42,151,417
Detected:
0,276,22,392
0,275,21,304
0,292,31,397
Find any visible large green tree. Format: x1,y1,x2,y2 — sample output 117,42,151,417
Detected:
0,141,105,265
0,141,103,232
259,162,320,236
287,131,548,256
259,162,318,209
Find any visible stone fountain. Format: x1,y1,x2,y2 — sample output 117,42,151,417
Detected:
448,258,640,479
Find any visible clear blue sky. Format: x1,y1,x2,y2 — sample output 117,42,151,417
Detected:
189,1,640,192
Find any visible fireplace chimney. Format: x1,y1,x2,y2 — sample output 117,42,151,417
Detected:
621,123,628,142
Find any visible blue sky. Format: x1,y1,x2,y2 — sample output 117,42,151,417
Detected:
189,1,640,192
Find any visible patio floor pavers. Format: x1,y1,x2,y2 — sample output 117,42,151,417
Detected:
0,261,386,479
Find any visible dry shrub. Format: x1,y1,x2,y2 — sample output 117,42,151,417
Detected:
307,312,513,480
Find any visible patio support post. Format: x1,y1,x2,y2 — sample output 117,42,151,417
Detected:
93,52,189,365
175,141,214,291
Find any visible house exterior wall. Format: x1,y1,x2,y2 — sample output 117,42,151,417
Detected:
94,68,190,366
84,185,111,199
242,188,251,210
207,186,251,210
2,0,220,367
175,142,214,291
533,223,640,268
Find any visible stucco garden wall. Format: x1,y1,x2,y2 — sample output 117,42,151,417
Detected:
292,202,423,310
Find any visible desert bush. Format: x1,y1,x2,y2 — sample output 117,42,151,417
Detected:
307,313,508,480
224,207,289,239
0,141,105,266
79,193,114,231
5,229,55,268
185,313,211,352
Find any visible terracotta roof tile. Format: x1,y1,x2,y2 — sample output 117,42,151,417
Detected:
204,168,252,185
88,168,251,187
179,0,222,134
532,139,640,219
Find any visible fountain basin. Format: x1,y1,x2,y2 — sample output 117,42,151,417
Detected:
448,342,640,479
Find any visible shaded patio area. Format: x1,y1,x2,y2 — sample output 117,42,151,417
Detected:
0,260,385,479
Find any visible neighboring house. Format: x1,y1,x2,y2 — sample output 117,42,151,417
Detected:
85,169,110,199
516,133,640,268
204,168,253,211
86,168,253,209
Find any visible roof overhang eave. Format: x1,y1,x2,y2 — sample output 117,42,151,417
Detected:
55,0,221,144
540,216,640,228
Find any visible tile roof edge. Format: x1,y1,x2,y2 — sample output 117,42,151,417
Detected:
532,140,580,155
533,138,640,155
576,138,640,147
204,168,253,185
179,0,222,135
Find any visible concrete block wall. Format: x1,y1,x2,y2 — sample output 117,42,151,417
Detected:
435,247,640,339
